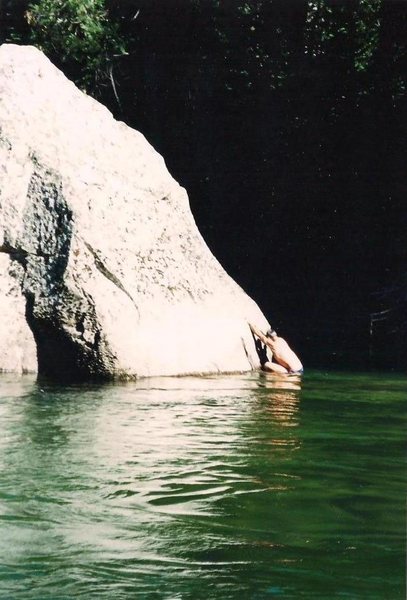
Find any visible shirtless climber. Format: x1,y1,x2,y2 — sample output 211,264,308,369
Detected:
249,323,303,375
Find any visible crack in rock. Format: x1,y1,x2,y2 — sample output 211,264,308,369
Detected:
83,240,140,316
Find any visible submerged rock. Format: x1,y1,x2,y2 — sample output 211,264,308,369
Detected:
0,44,269,379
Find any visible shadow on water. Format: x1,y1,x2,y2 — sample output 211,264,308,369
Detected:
0,371,405,599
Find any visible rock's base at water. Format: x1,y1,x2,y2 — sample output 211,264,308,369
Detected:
0,44,269,379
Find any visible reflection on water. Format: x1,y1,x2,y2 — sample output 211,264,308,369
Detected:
254,373,301,425
0,371,405,599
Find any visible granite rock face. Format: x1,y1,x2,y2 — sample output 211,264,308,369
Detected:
0,44,269,379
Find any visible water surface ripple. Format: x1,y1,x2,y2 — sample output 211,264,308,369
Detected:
0,371,405,599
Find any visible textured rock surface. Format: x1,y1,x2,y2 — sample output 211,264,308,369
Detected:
0,254,37,373
0,44,269,379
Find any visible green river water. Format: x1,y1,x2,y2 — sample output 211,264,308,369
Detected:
0,370,405,599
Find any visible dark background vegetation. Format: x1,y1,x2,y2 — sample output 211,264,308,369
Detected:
1,0,406,370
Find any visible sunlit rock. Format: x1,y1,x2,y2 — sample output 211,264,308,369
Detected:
0,44,269,379
0,254,37,373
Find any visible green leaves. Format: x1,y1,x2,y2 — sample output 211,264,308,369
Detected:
25,0,127,95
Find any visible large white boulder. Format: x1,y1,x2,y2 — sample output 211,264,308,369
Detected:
0,44,269,379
